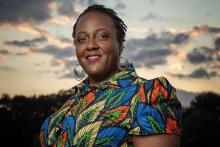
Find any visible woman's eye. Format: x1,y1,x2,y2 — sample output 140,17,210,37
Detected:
97,34,108,40
77,37,87,43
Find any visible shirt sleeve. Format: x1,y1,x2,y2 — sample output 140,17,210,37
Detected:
128,76,182,136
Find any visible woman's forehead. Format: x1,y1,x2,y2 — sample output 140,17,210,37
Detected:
75,11,116,33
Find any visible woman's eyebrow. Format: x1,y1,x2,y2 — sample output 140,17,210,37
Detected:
94,28,109,34
76,31,86,36
76,28,109,36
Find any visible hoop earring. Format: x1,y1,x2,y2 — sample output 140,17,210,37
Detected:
74,63,85,81
117,56,129,70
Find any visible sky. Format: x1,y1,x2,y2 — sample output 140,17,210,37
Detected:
0,0,220,107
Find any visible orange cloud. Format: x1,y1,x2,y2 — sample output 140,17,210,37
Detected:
0,54,5,60
45,34,73,48
1,23,48,36
166,28,178,34
169,63,184,71
52,59,65,66
14,50,32,56
47,16,72,26
128,27,150,33
167,25,220,37
188,25,220,36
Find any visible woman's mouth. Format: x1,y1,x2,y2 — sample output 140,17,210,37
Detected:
86,54,102,62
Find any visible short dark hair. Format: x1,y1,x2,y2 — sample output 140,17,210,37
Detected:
72,4,127,43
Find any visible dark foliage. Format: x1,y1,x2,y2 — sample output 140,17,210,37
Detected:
181,92,220,147
0,90,73,147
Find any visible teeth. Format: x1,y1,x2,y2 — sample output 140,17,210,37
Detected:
88,56,100,60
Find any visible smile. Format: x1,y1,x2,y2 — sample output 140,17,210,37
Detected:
86,54,102,61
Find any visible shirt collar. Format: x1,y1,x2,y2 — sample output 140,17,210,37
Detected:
74,63,138,97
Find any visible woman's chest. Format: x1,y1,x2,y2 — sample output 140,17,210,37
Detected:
47,86,138,146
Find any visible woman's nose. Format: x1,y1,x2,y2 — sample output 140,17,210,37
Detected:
86,38,98,50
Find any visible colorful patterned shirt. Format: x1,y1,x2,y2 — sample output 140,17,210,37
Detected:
40,64,182,147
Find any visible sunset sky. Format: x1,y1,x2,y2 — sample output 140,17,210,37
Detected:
0,0,220,107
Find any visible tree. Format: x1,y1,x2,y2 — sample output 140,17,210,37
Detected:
181,92,220,147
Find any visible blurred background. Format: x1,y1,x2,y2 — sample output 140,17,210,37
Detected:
0,0,220,146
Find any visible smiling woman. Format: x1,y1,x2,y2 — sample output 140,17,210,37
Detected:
39,4,182,147
74,11,121,83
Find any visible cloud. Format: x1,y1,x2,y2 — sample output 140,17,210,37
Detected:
0,47,19,59
59,59,78,78
170,67,219,79
1,35,74,60
186,37,220,69
50,58,78,79
47,17,71,26
4,36,47,47
142,13,163,21
0,48,11,55
0,0,52,37
148,0,156,5
124,31,190,68
0,65,16,71
57,0,77,17
214,37,220,50
0,54,4,60
125,34,159,50
24,45,76,79
0,43,77,79
127,27,150,34
44,34,73,48
1,23,48,36
125,25,220,69
130,49,172,68
64,59,77,70
115,2,126,10
173,33,190,44
31,45,75,59
61,71,74,79
14,50,33,56
190,68,218,78
209,26,220,34
190,25,220,36
86,0,97,6
0,47,33,57
187,46,214,64
0,0,54,25
59,37,73,44
14,24,48,35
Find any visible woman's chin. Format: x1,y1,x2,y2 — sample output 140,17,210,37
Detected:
86,69,103,78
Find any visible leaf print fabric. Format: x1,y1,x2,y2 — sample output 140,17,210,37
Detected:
40,63,182,147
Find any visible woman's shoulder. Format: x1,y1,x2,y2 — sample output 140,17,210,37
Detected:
138,76,174,89
129,76,182,136
136,76,177,101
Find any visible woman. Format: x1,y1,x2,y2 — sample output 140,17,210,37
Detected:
40,4,182,147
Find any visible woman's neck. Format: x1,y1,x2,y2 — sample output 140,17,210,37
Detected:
89,68,119,85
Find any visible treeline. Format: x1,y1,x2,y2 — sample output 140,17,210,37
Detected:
181,92,220,147
0,90,72,147
0,91,220,147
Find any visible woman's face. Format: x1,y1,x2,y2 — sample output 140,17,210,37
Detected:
74,11,122,83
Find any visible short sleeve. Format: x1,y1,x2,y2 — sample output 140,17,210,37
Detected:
129,77,182,136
